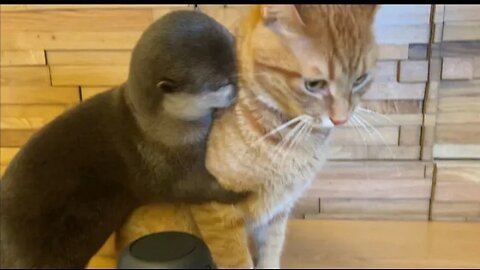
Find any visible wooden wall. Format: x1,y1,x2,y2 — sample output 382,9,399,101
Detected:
1,5,479,223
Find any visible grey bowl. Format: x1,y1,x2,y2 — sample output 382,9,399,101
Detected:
117,231,216,269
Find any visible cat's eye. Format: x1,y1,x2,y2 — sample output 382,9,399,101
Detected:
304,79,328,93
353,73,369,87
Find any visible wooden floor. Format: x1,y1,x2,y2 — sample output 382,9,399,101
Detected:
87,219,480,269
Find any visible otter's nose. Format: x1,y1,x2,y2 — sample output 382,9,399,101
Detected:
329,117,347,126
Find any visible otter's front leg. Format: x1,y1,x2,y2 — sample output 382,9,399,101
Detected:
172,170,250,205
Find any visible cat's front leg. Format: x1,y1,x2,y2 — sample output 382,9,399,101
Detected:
255,211,289,269
190,202,254,269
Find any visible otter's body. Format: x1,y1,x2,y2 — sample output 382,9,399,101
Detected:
0,11,241,268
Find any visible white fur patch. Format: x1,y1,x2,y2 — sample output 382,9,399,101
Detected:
163,84,235,121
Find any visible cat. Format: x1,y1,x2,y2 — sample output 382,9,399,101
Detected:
0,10,248,269
117,5,379,269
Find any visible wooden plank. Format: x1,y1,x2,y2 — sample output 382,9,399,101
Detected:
0,50,46,66
0,86,79,105
436,124,480,144
46,50,131,65
359,100,423,114
317,161,426,180
305,212,428,221
328,146,421,160
0,9,153,32
1,31,142,50
374,25,430,44
431,201,480,221
0,147,19,165
436,161,480,182
399,126,421,146
441,57,474,80
199,5,253,33
398,60,429,83
433,144,480,159
319,199,429,220
0,66,51,86
474,57,480,79
0,105,66,130
347,113,423,126
438,41,480,58
152,6,194,20
438,80,480,98
437,112,480,124
435,182,480,202
50,65,128,86
81,87,113,101
306,178,432,199
0,130,36,147
438,97,480,113
444,5,480,22
443,21,480,41
0,5,188,11
363,82,425,100
408,44,428,60
290,197,319,219
373,61,397,82
378,44,409,60
374,5,431,26
329,126,399,146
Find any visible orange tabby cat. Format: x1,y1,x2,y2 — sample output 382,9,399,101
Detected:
117,5,379,268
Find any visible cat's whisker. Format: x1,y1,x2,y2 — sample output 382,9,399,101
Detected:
350,115,371,180
271,119,306,165
355,114,401,176
279,119,312,164
356,107,397,125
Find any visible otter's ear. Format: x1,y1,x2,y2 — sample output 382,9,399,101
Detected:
261,5,305,30
156,80,176,93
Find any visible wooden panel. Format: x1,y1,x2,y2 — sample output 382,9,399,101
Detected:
373,61,397,82
378,44,409,60
0,130,36,147
0,50,46,66
441,57,474,80
374,25,430,44
199,5,253,33
306,212,428,221
474,57,480,79
444,5,480,22
47,50,131,65
0,147,19,165
291,197,319,219
438,41,480,58
317,161,426,180
0,86,79,105
152,6,194,19
435,161,480,202
317,199,429,220
0,5,185,11
306,179,432,199
408,44,428,60
359,100,423,114
433,144,480,159
0,9,153,32
363,82,425,100
81,87,113,101
375,5,431,26
329,146,420,160
1,32,142,50
431,201,480,221
346,114,423,127
0,66,51,86
443,22,480,41
398,60,429,82
0,105,66,130
329,126,399,146
438,95,480,113
437,112,480,124
436,124,480,144
50,65,128,86
438,80,480,98
399,126,421,146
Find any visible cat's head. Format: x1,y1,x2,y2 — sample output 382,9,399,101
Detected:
246,5,378,128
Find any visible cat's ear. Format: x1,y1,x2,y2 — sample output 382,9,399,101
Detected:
261,5,305,29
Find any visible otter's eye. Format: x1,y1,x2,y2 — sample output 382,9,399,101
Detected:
353,73,369,88
304,79,328,93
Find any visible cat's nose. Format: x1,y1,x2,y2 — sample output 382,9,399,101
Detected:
329,117,347,126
